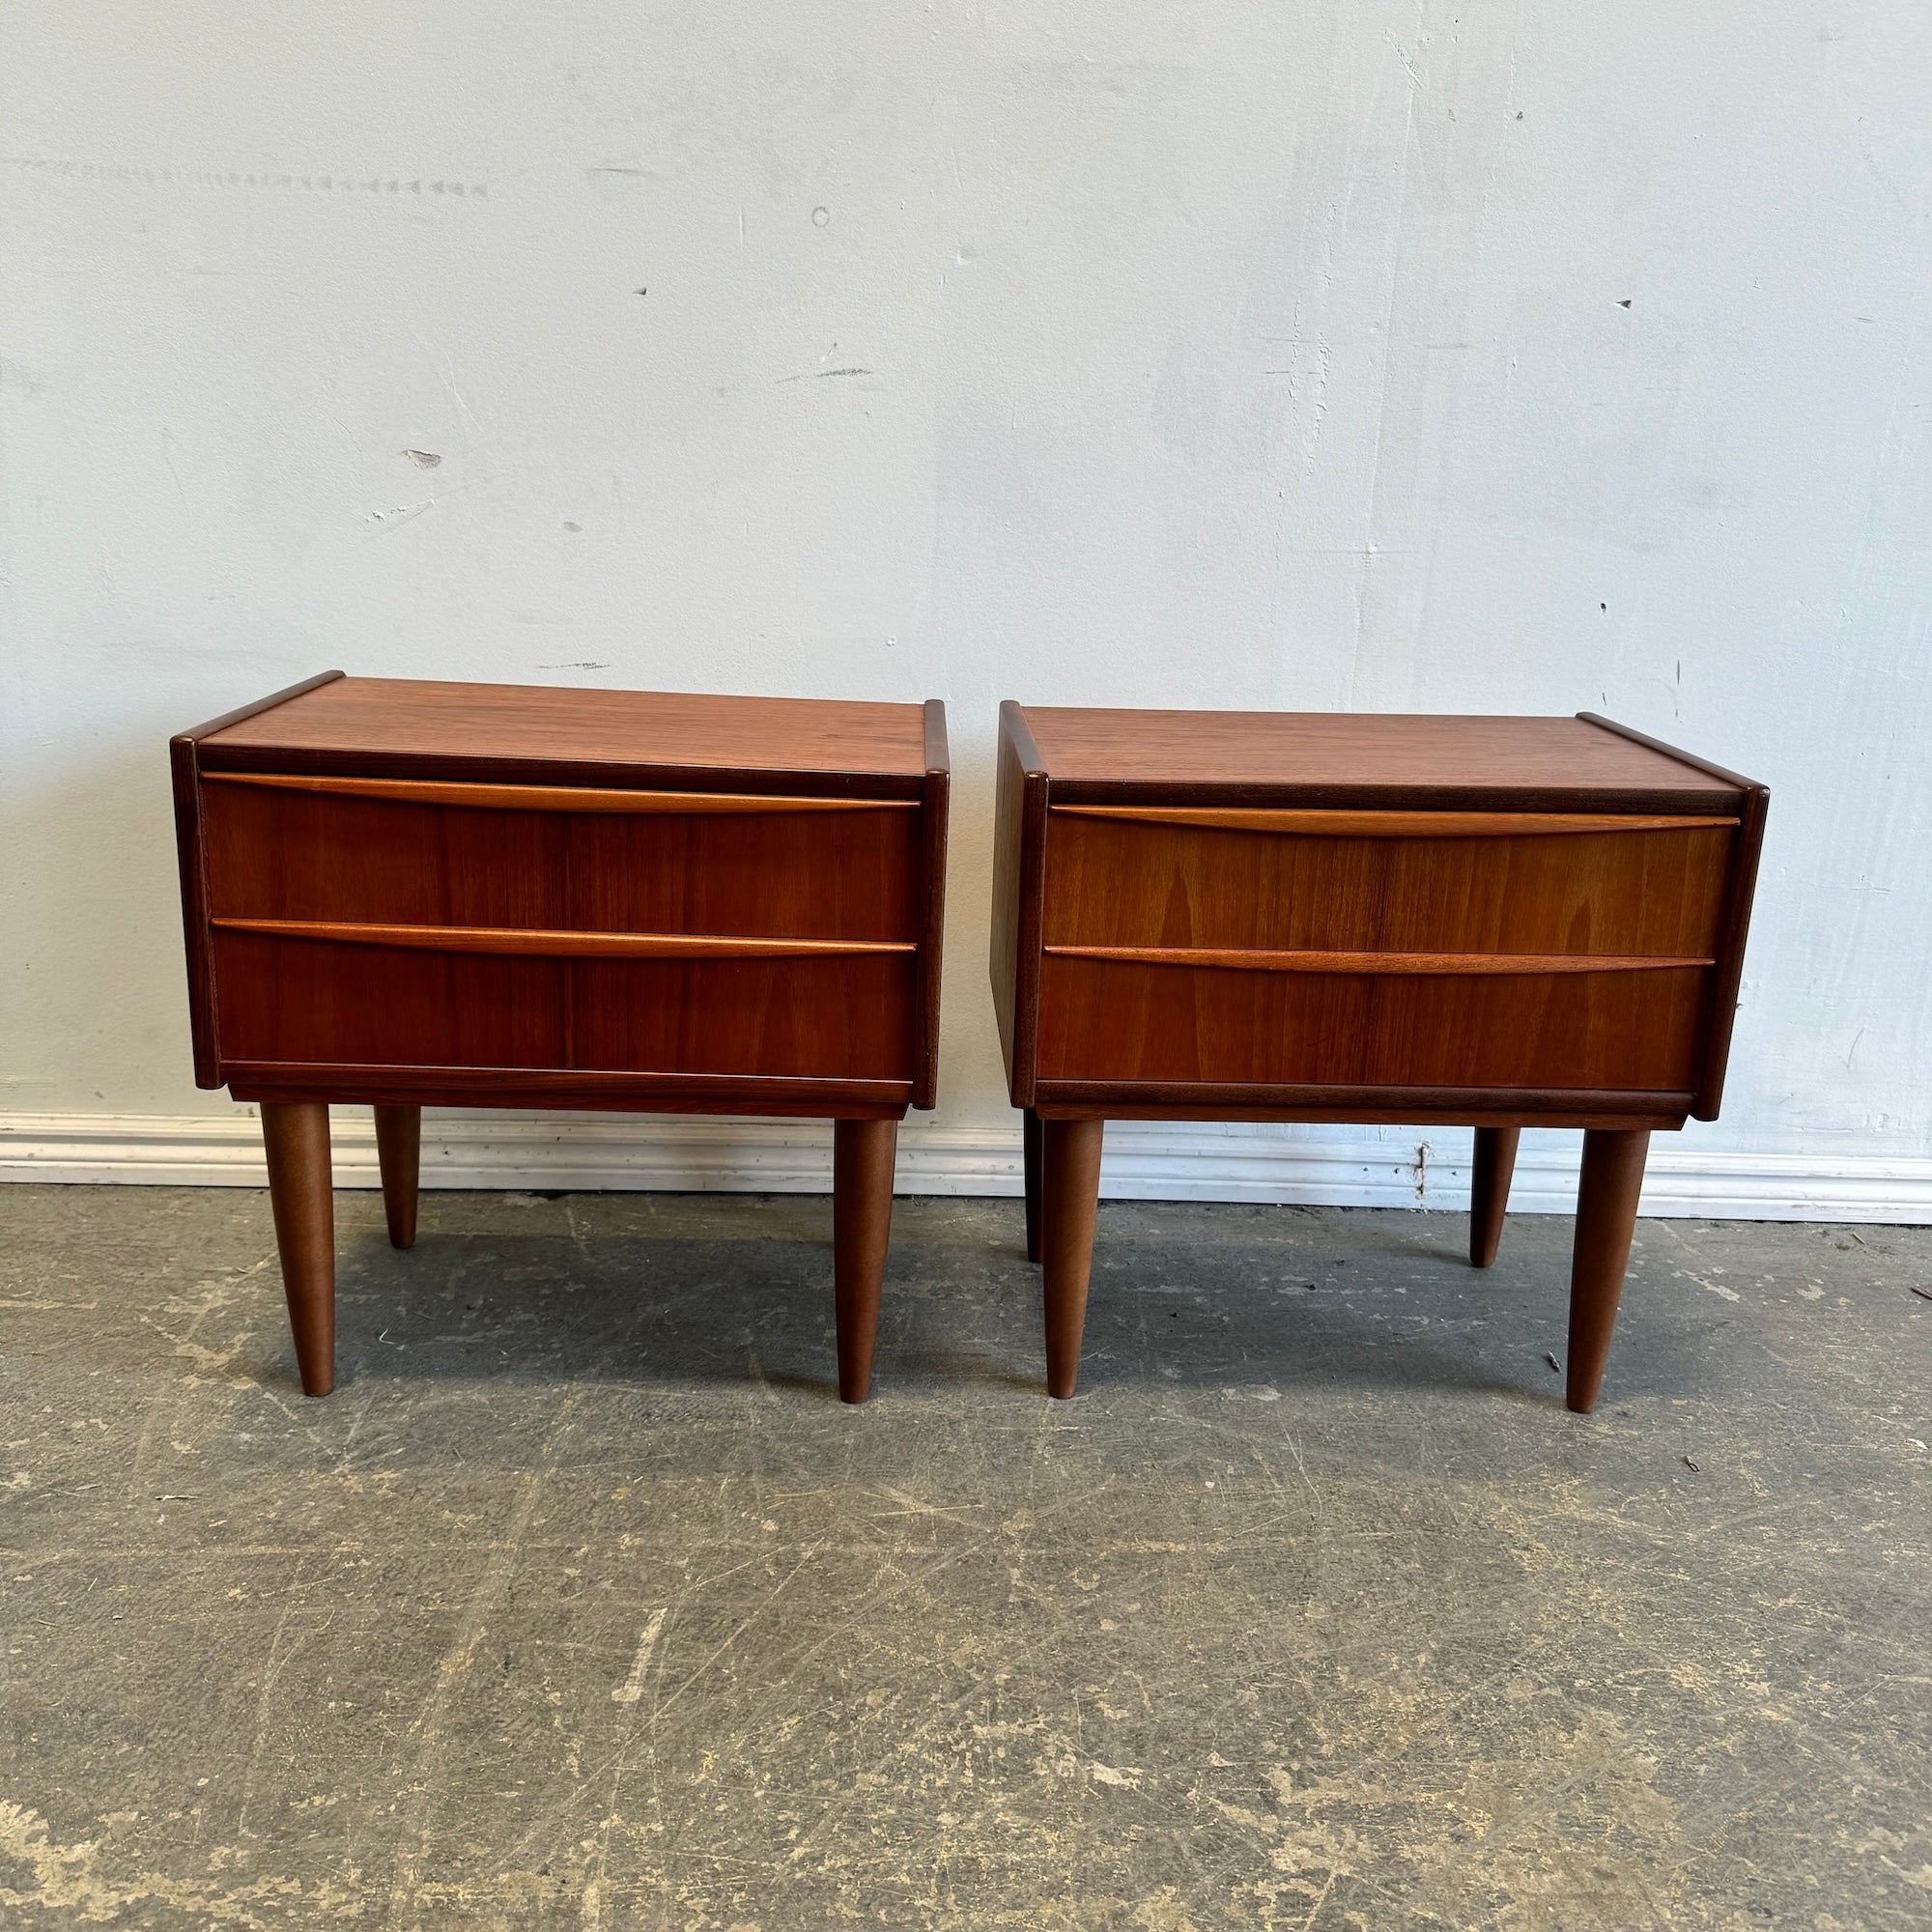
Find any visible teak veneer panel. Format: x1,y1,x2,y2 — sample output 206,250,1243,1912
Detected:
202,780,921,943
989,704,1049,1100
173,669,349,1087
213,930,914,1079
1020,707,1743,811
199,676,929,795
1042,810,1733,963
1035,954,1707,1092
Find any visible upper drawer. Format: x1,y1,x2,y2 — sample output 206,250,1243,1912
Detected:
202,773,923,942
1041,807,1736,961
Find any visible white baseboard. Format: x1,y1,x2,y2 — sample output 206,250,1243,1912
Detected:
2,1110,1928,1222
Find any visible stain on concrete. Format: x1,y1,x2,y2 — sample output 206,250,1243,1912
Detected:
0,1188,1927,1926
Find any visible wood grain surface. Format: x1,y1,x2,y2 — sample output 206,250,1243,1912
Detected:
372,1104,420,1249
1043,810,1733,962
204,780,921,942
1469,1124,1520,1267
1040,1119,1106,1398
1566,1128,1653,1411
179,679,949,1116
988,702,1049,1105
172,671,352,1087
916,699,951,1109
1018,707,1743,808
832,1118,898,1403
259,1101,336,1397
1037,954,1706,1091
200,677,928,787
213,930,913,1081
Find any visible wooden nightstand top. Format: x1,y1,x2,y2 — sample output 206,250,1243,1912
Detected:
1011,706,1752,813
198,674,937,796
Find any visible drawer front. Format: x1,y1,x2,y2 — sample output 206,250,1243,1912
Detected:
1037,955,1705,1092
1036,806,1735,1095
213,929,913,1080
1043,809,1734,960
203,773,921,942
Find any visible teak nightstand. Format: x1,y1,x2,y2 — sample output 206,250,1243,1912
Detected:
989,705,1767,1411
172,672,949,1403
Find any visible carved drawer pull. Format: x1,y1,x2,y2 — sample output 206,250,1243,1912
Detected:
1045,945,1714,976
213,917,916,960
1053,807,1737,838
204,772,916,814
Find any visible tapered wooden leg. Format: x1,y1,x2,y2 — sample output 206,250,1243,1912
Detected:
833,1118,897,1403
1022,1108,1043,1264
260,1102,335,1398
1566,1129,1650,1414
1041,1118,1105,1399
373,1104,420,1250
1469,1125,1520,1268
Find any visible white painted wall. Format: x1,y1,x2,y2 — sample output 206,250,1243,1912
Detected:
5,2,1930,1211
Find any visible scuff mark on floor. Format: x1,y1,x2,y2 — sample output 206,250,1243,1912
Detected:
1,1190,1927,1926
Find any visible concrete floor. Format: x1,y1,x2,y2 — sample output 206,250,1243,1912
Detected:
0,1186,1928,1930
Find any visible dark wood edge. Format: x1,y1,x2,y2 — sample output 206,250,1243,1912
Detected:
1034,1080,1694,1117
1043,778,1738,814
996,703,1049,1107
1034,1103,1686,1130
169,736,220,1088
1692,783,1769,1119
173,673,350,1087
922,698,950,778
913,709,950,1110
1015,760,1049,1105
194,741,928,801
1577,712,1766,795
1003,700,1045,776
174,668,347,745
225,1063,913,1117
1577,716,1768,1122
231,1086,909,1121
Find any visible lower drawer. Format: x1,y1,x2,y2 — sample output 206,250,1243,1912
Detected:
213,930,913,1080
1036,954,1706,1092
